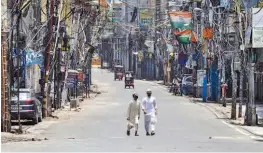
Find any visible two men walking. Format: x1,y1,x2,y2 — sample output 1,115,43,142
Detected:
126,89,157,136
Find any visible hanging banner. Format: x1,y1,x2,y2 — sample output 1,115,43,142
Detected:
139,8,154,28
168,12,192,30
252,8,263,48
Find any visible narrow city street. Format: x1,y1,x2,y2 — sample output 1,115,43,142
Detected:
2,68,263,152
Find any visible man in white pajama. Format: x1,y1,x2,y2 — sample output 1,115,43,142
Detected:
142,89,157,136
126,93,141,136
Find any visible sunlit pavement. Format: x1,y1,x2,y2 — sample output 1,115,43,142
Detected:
2,68,263,152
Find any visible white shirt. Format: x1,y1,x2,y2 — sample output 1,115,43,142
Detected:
142,97,157,115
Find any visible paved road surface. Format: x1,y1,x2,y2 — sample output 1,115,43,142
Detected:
2,68,263,152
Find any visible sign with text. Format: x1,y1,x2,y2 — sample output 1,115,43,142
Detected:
139,8,154,28
112,7,122,22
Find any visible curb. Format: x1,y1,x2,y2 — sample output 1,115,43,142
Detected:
190,98,263,139
141,79,263,139
239,126,263,138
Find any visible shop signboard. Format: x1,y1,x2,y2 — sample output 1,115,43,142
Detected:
139,8,154,28
112,4,122,22
66,77,76,88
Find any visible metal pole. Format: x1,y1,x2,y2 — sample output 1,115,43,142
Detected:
16,6,22,133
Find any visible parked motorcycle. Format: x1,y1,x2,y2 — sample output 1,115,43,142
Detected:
169,77,181,95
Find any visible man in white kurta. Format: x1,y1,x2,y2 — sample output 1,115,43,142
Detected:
127,93,141,136
142,89,157,136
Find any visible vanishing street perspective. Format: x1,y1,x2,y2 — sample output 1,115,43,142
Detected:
1,0,263,152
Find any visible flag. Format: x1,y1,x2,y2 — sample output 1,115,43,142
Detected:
168,12,192,29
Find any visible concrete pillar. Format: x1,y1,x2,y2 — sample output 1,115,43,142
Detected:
247,63,257,125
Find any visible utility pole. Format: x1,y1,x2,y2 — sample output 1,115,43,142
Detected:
231,12,238,120
128,31,132,71
15,3,22,133
238,12,244,118
7,0,15,131
42,0,54,117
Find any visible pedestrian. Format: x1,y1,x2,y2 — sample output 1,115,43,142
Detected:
126,93,141,136
142,89,157,136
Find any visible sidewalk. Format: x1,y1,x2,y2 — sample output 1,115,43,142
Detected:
145,79,263,138
1,84,101,144
190,98,263,137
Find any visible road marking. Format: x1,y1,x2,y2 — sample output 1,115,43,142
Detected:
221,120,250,136
108,137,125,139
65,136,126,141
211,136,247,140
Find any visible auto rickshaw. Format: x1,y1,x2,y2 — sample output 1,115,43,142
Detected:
114,65,124,81
124,71,134,89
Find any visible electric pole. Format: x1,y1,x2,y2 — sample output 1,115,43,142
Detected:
238,11,244,118
231,12,238,120
42,0,54,117
15,3,22,133
128,31,132,71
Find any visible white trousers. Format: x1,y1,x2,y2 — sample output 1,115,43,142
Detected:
144,114,156,133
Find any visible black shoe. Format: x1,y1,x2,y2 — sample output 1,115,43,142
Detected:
135,131,139,136
146,132,150,136
151,132,155,136
127,131,130,136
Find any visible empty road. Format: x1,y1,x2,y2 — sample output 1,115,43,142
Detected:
2,68,263,152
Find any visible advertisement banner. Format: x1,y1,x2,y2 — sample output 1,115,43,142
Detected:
252,8,263,48
139,8,154,28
